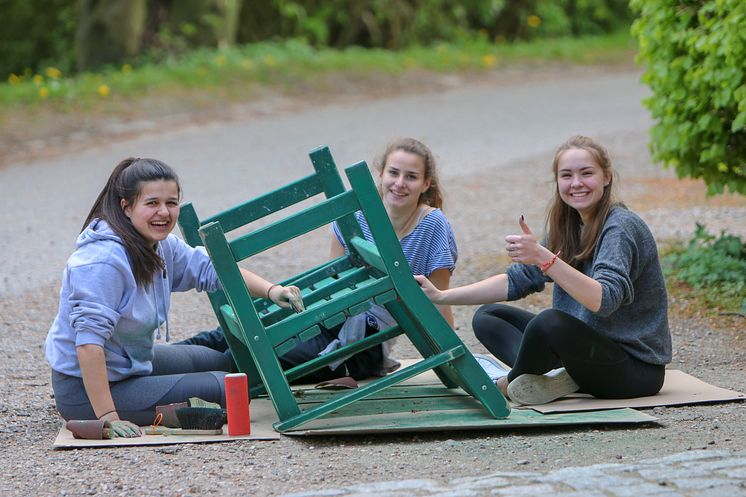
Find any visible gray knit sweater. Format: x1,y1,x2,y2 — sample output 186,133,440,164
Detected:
506,206,672,365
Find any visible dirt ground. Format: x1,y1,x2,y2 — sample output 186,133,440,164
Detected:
1,65,745,497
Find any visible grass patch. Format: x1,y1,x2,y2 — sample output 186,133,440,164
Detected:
1,30,635,112
662,224,746,330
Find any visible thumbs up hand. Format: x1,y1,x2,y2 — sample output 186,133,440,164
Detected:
519,215,533,235
505,215,543,265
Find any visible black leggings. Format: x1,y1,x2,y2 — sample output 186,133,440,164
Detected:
472,304,665,399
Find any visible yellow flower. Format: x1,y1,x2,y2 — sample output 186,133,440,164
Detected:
97,84,110,97
122,64,133,74
240,59,253,70
8,74,20,85
45,67,62,79
33,74,44,85
264,55,277,67
38,87,50,98
216,55,227,66
527,15,542,28
481,54,497,68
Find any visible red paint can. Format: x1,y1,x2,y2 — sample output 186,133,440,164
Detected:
225,373,250,435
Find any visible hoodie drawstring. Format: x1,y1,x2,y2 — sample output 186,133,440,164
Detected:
154,246,171,342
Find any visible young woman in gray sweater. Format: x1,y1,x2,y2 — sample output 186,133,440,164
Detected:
415,135,671,405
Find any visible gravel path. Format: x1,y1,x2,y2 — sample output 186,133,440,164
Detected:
1,65,744,497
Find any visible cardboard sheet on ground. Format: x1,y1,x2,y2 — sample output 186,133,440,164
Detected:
55,362,741,444
53,410,280,449
528,369,746,414
261,384,656,436
396,360,746,414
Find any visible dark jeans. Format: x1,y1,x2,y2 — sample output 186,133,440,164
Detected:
178,324,383,383
52,343,231,425
472,304,665,399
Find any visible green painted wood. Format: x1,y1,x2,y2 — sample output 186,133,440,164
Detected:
283,407,654,435
346,299,371,317
265,276,394,346
274,337,299,357
202,173,323,234
322,312,347,329
186,146,513,432
252,257,356,315
284,324,403,383
310,146,365,266
349,236,386,272
345,162,511,419
298,325,321,342
199,221,302,420
178,204,263,392
229,190,360,261
289,384,470,406
274,346,467,432
373,289,397,305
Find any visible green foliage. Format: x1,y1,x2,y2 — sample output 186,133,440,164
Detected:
2,0,633,78
0,0,78,77
0,31,635,108
663,224,746,314
631,0,746,196
239,0,633,47
528,0,633,39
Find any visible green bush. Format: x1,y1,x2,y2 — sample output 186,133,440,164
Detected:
664,224,746,314
3,0,633,78
0,0,78,78
631,0,746,195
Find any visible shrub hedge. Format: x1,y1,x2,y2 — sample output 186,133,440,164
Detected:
631,0,746,195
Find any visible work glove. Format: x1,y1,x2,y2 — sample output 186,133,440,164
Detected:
105,420,142,438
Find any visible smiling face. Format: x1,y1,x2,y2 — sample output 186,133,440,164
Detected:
121,179,180,245
379,149,431,212
556,147,610,223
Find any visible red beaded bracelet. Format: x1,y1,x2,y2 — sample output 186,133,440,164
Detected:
540,251,561,273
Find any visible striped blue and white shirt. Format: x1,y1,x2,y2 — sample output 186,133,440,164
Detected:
332,208,458,277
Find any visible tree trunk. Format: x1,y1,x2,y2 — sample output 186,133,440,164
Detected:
76,0,147,71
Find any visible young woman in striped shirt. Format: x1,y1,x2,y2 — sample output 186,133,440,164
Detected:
279,137,459,381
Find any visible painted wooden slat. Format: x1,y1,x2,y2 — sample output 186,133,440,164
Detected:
203,173,323,234
229,191,360,260
283,324,403,383
274,346,467,432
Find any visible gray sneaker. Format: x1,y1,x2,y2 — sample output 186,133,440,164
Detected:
507,367,579,405
473,353,509,383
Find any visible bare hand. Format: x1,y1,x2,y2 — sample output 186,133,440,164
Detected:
505,216,544,265
414,274,444,304
270,285,305,313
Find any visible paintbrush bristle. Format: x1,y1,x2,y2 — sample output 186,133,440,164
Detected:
175,407,227,430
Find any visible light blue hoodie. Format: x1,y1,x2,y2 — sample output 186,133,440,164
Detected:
45,219,219,381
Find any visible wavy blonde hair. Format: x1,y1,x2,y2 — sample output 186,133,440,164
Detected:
546,135,621,268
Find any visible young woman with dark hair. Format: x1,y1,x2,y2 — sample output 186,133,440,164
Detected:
45,158,301,435
416,136,672,405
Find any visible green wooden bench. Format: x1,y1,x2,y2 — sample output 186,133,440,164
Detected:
178,146,510,432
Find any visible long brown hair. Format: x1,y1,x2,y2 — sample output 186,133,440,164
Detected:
373,137,444,209
546,136,620,268
83,157,181,287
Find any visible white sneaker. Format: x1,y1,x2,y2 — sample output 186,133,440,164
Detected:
473,353,509,383
507,367,579,405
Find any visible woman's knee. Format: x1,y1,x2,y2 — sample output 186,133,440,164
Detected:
525,309,573,341
472,304,510,340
